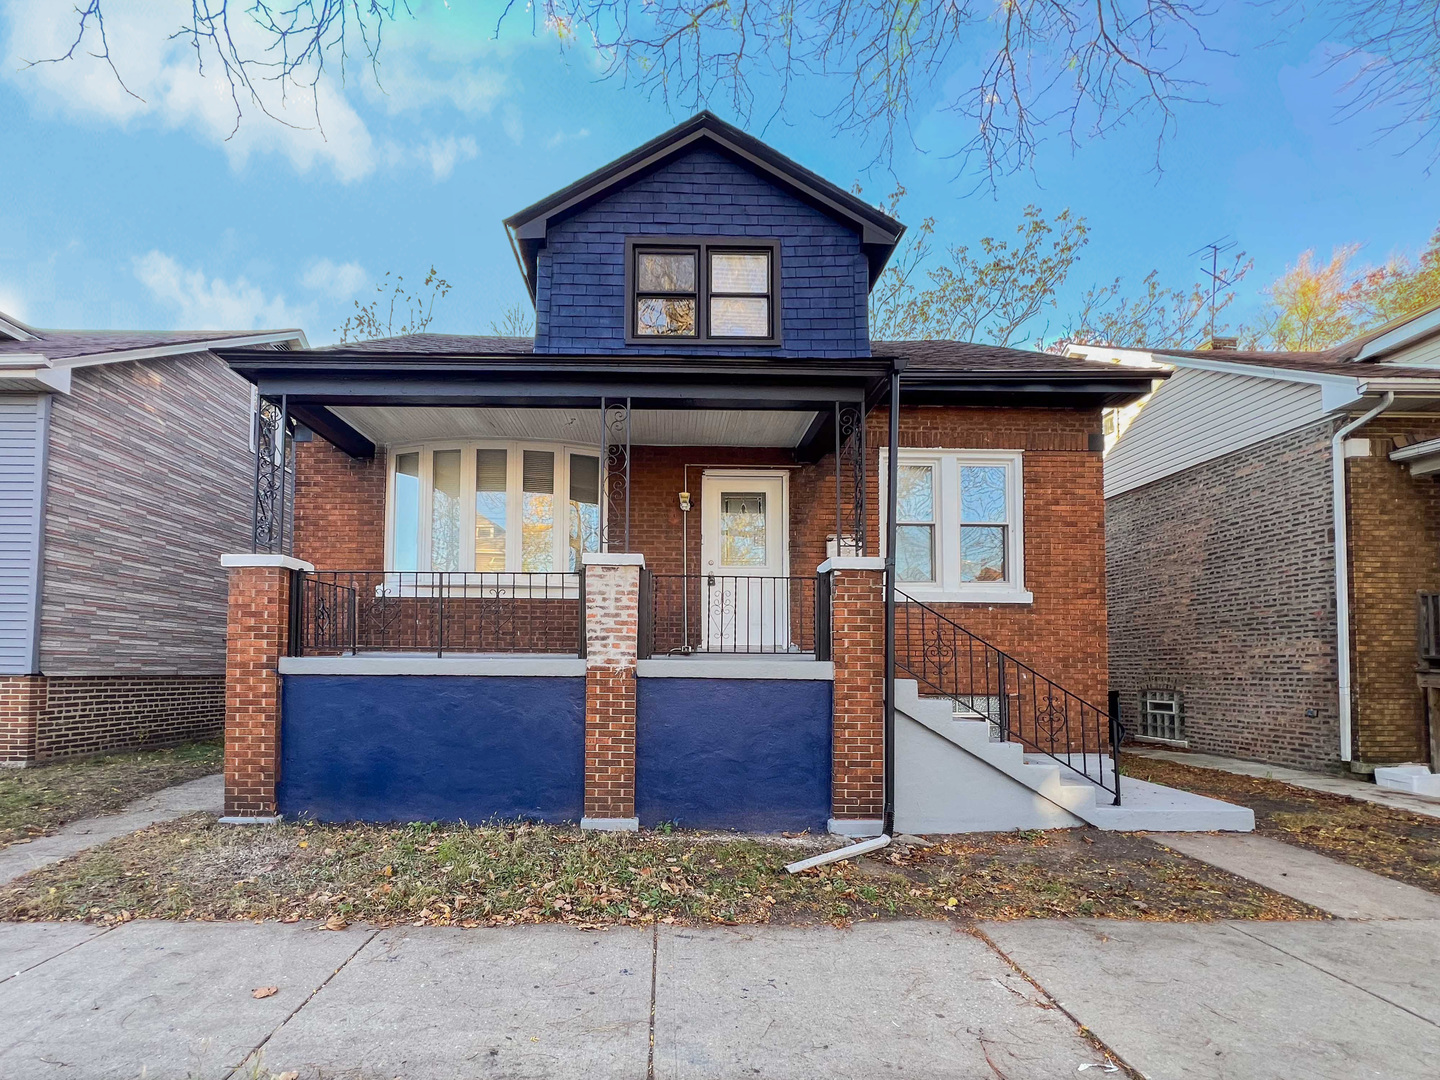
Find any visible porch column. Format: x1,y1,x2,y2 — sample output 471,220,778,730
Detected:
219,553,312,821
824,557,887,836
581,553,644,831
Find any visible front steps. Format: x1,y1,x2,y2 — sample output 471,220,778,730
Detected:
893,680,1254,834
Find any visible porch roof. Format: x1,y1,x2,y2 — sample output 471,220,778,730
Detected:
217,342,1157,459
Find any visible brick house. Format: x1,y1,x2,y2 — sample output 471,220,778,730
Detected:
0,313,305,765
1085,302,1440,778
215,114,1247,834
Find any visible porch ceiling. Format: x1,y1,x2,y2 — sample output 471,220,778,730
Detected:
331,406,820,448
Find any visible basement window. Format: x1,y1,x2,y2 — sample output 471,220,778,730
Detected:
1139,690,1185,742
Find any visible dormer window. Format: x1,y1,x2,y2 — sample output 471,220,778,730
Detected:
626,238,780,345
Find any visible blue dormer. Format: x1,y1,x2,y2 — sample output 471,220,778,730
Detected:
504,113,904,358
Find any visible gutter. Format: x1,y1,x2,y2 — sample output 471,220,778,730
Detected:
1332,391,1395,763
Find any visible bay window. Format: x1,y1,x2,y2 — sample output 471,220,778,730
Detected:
387,442,602,574
882,449,1031,603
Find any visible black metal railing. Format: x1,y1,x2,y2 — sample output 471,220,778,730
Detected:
290,571,583,657
1420,593,1440,665
641,573,829,658
896,590,1123,803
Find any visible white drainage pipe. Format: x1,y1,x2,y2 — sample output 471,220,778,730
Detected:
784,834,891,874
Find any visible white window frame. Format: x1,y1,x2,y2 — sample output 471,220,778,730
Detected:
880,448,1032,605
385,440,602,575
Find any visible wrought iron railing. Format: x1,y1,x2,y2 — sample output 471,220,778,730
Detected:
1420,593,1440,666
290,571,584,657
641,573,830,659
896,590,1123,803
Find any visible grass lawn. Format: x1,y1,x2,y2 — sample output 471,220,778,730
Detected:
0,815,1319,928
1122,754,1440,895
0,741,222,851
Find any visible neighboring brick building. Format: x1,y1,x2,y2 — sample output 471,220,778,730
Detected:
1084,307,1440,776
0,317,304,765
215,113,1191,835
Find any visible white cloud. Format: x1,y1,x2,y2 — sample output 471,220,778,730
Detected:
301,258,369,300
134,251,308,330
3,1,377,181
546,127,590,149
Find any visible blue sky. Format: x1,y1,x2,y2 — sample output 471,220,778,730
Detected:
0,1,1435,345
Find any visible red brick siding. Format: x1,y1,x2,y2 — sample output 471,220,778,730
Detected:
830,567,885,818
0,676,45,764
293,440,387,570
1346,418,1440,765
224,565,291,816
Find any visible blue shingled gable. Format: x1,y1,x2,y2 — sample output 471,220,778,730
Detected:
534,148,870,357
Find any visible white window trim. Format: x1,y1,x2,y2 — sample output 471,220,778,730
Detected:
880,447,1033,605
385,440,602,575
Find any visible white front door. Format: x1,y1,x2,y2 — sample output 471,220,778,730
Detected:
699,471,790,652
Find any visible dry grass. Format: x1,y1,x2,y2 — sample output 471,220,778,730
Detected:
1122,755,1440,895
0,815,1320,928
0,741,222,850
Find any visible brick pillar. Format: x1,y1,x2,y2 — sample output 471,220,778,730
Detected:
581,553,644,831
0,675,46,767
220,554,311,821
826,557,886,835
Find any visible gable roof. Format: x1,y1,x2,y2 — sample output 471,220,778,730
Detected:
503,112,906,298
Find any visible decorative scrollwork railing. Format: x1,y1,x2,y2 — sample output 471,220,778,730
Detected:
896,590,1123,803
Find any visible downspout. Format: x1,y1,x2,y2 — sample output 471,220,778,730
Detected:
883,365,900,835
1333,390,1394,764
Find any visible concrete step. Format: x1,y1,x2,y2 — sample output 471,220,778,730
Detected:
895,678,1253,832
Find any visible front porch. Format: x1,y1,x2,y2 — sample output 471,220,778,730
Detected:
215,343,1245,836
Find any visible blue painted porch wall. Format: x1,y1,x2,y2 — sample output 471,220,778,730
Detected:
278,675,585,823
534,148,870,357
636,678,832,833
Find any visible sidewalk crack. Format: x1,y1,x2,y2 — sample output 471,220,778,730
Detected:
647,921,659,1080
225,927,379,1080
1227,922,1440,1031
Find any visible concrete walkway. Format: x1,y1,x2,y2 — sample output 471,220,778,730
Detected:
2,916,1437,1080
1128,746,1440,820
0,773,221,887
1148,832,1440,920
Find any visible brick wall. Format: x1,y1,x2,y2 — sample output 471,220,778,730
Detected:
293,440,386,570
535,148,870,357
0,675,44,764
1107,419,1342,770
830,566,885,819
870,407,1109,706
1345,417,1440,765
224,565,291,817
583,559,641,821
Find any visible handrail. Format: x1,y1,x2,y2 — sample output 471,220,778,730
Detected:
895,589,1123,803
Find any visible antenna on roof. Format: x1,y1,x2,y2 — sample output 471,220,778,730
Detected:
1190,237,1239,344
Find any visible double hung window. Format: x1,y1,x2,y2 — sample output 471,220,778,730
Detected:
882,449,1030,603
389,442,601,573
628,239,779,343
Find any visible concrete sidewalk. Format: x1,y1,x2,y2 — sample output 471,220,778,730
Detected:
0,773,222,887
3,916,1437,1080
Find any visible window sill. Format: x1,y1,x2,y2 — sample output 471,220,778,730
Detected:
896,586,1034,606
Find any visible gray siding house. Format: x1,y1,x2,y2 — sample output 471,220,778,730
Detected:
0,312,305,764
